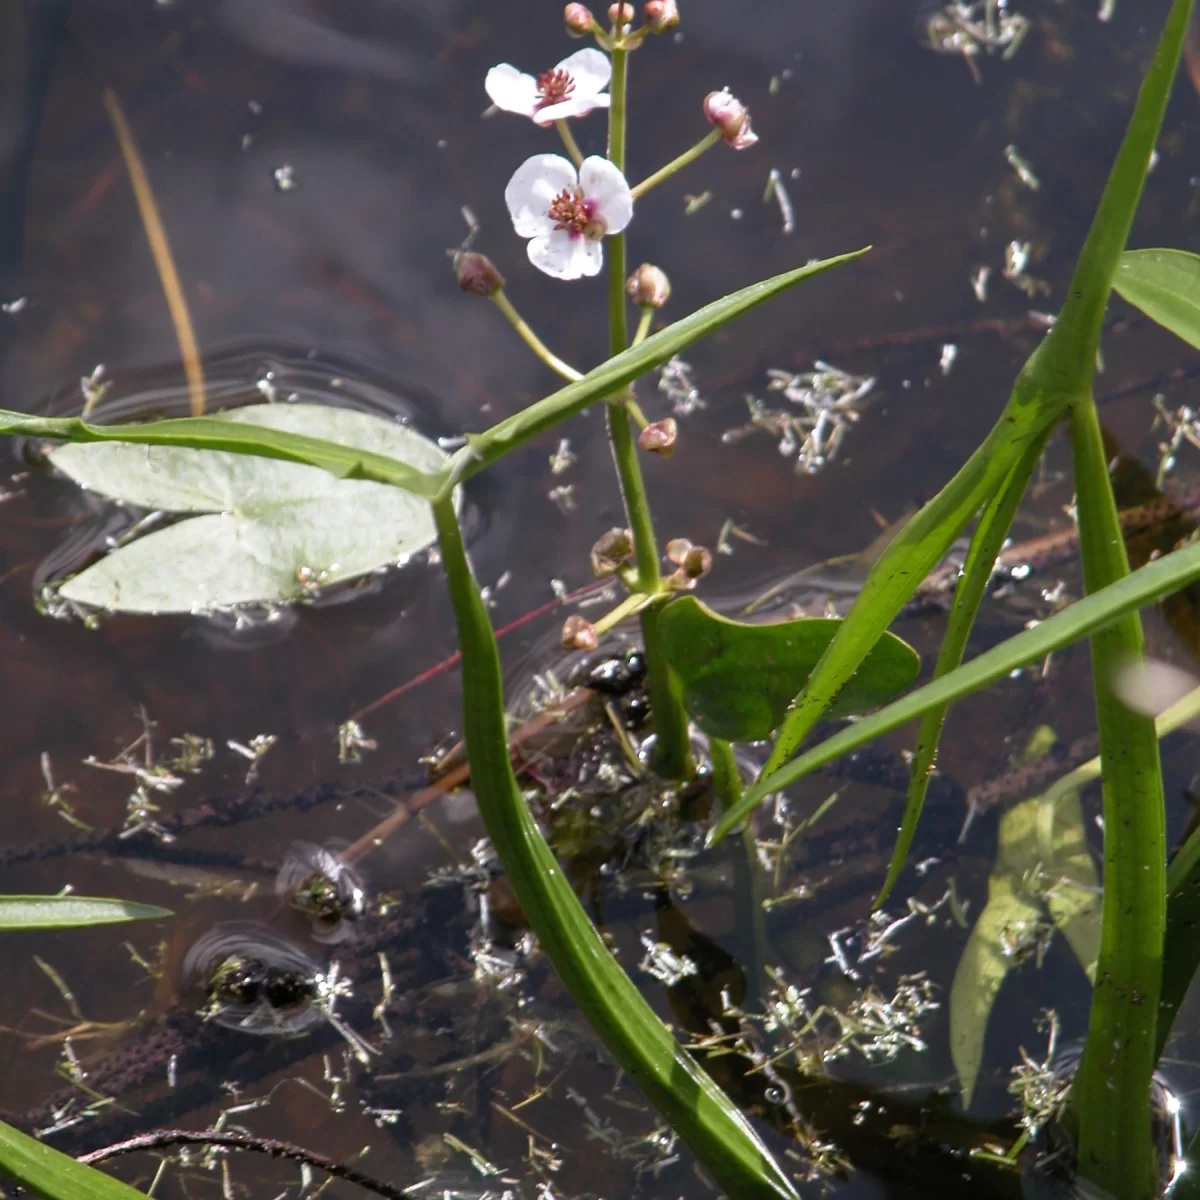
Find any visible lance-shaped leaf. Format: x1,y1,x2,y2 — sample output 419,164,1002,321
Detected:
0,895,171,929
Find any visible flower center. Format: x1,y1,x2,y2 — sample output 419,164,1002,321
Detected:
535,68,575,109
547,187,605,240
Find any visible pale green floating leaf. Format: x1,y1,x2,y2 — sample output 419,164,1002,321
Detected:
0,894,171,929
51,404,453,613
1113,248,1200,351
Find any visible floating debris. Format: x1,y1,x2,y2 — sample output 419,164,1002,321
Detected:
337,719,378,764
227,733,277,785
1002,239,1049,296
971,265,991,303
549,438,576,475
2,297,27,314
272,164,298,192
276,841,367,944
940,343,958,376
763,167,795,234
1004,143,1040,190
657,356,705,416
923,1,1030,83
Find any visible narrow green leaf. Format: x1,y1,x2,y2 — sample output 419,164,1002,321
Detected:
440,251,867,494
722,535,1200,830
0,1118,150,1198
1042,791,1102,984
430,499,800,1200
876,425,1051,908
0,895,171,929
657,596,920,743
1114,248,1200,350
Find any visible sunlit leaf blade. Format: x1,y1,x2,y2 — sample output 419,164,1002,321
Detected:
431,500,800,1200
876,427,1051,908
1043,792,1102,983
657,596,919,743
0,895,172,929
445,250,867,493
0,1121,151,1198
1114,248,1200,350
725,535,1200,825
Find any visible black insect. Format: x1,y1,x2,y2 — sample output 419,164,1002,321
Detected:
580,648,647,697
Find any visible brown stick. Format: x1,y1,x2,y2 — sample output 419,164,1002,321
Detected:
78,1128,411,1199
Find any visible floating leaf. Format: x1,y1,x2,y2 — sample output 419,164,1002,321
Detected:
1113,248,1200,350
950,789,1100,1108
50,404,452,614
657,596,920,742
0,895,171,929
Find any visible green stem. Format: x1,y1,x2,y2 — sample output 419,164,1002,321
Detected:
632,306,655,347
604,45,692,780
631,129,722,199
556,119,584,167
491,291,583,382
1068,398,1165,1198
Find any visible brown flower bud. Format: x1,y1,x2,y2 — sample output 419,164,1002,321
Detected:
590,528,635,577
564,2,595,36
455,251,505,297
644,0,679,31
561,614,599,652
681,544,712,579
704,88,758,151
608,2,636,27
666,537,693,566
626,263,671,308
638,417,678,458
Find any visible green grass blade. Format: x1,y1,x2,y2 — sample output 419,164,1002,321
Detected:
0,896,171,929
443,251,866,494
1067,400,1165,1194
430,497,800,1200
874,424,1052,908
1113,248,1200,350
727,535,1200,819
0,412,441,498
0,1120,151,1198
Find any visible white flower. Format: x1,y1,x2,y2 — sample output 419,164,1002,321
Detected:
485,48,611,126
505,154,633,281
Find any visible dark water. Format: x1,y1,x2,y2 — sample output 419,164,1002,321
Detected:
1,0,1198,1195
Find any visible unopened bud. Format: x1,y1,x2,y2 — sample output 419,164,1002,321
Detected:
665,539,711,589
561,614,599,652
591,527,635,577
666,537,693,566
681,544,712,579
564,2,595,36
456,251,505,297
638,417,677,458
626,263,671,308
704,88,758,151
644,0,679,31
608,2,635,27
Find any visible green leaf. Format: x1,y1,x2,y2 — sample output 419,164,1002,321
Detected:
441,250,867,495
0,895,172,929
49,404,452,613
0,1121,151,1198
430,499,800,1200
724,533,1200,827
1114,249,1200,350
657,596,920,742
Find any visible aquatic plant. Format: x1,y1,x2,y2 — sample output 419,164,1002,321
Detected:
6,0,1200,1197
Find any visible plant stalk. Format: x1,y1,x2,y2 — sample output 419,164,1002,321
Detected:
491,291,583,382
631,128,722,199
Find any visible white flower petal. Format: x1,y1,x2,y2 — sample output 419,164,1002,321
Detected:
485,64,539,116
505,154,579,238
532,93,610,126
556,48,611,98
528,231,603,280
578,156,633,235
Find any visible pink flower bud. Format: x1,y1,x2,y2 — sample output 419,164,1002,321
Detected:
564,3,595,36
561,614,599,651
626,263,671,308
704,88,758,151
644,0,679,31
638,418,678,458
591,528,635,577
608,2,636,27
455,251,505,297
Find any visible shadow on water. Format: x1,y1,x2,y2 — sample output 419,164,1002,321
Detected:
1,0,1199,1195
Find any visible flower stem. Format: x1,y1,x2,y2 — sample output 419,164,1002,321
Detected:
630,129,722,200
555,119,584,168
631,306,655,347
491,291,583,382
603,46,693,780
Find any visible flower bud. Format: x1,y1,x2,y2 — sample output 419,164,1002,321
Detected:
626,263,671,308
564,2,595,36
681,544,712,579
704,88,758,151
666,537,693,566
590,528,635,577
608,2,635,27
455,251,505,297
638,417,677,458
644,0,679,31
561,614,599,652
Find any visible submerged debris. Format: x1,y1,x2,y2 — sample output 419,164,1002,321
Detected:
923,1,1030,83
